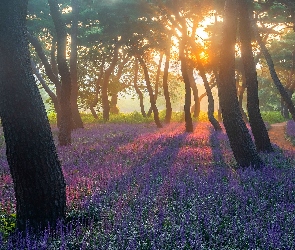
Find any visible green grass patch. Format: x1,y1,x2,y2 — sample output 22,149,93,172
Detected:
261,111,288,124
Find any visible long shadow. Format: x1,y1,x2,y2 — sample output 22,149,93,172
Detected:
68,125,189,225
209,128,226,167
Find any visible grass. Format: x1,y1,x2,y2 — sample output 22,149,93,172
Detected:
47,110,287,125
0,111,295,249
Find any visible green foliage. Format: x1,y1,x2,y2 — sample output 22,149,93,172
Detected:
261,111,288,124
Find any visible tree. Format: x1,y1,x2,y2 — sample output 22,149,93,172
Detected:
218,0,263,168
0,0,66,231
48,0,72,145
238,0,273,152
138,56,163,128
255,26,295,122
70,0,84,129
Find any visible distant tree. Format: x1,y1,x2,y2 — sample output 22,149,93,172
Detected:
162,37,173,123
218,0,263,168
138,56,163,128
0,0,66,231
133,58,147,117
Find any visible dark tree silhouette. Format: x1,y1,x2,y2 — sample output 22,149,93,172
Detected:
0,0,66,231
218,0,263,168
238,0,273,152
162,38,172,123
179,39,194,132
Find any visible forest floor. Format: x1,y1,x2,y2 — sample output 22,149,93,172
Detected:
268,121,295,151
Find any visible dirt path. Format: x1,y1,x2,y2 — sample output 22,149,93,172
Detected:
268,122,295,151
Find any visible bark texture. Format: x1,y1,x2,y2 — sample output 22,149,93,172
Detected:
0,0,66,231
218,0,263,168
239,0,273,152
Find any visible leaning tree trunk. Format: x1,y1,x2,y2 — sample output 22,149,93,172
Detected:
27,32,62,127
162,40,172,123
138,56,163,128
48,0,72,146
147,52,163,117
218,0,263,168
133,58,146,117
179,39,193,132
239,0,273,152
196,57,222,131
0,0,66,231
255,26,295,122
70,0,84,129
31,59,62,124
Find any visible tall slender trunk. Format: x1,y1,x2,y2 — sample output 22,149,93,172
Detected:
162,41,172,123
48,0,72,146
70,0,83,129
147,52,163,117
179,39,193,132
90,56,105,119
255,26,295,122
133,58,146,117
138,56,162,128
0,0,66,231
187,67,200,118
102,42,120,121
239,0,273,152
196,58,222,131
218,0,263,168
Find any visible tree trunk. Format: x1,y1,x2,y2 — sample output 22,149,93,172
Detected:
138,56,162,128
187,67,200,119
133,58,146,117
90,56,105,119
70,0,84,129
179,39,193,132
27,32,62,127
110,91,119,114
102,42,120,121
218,0,263,168
31,59,62,126
196,58,222,131
239,0,273,152
0,0,66,231
238,75,249,123
255,26,295,122
162,42,172,123
48,0,72,146
147,52,163,117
